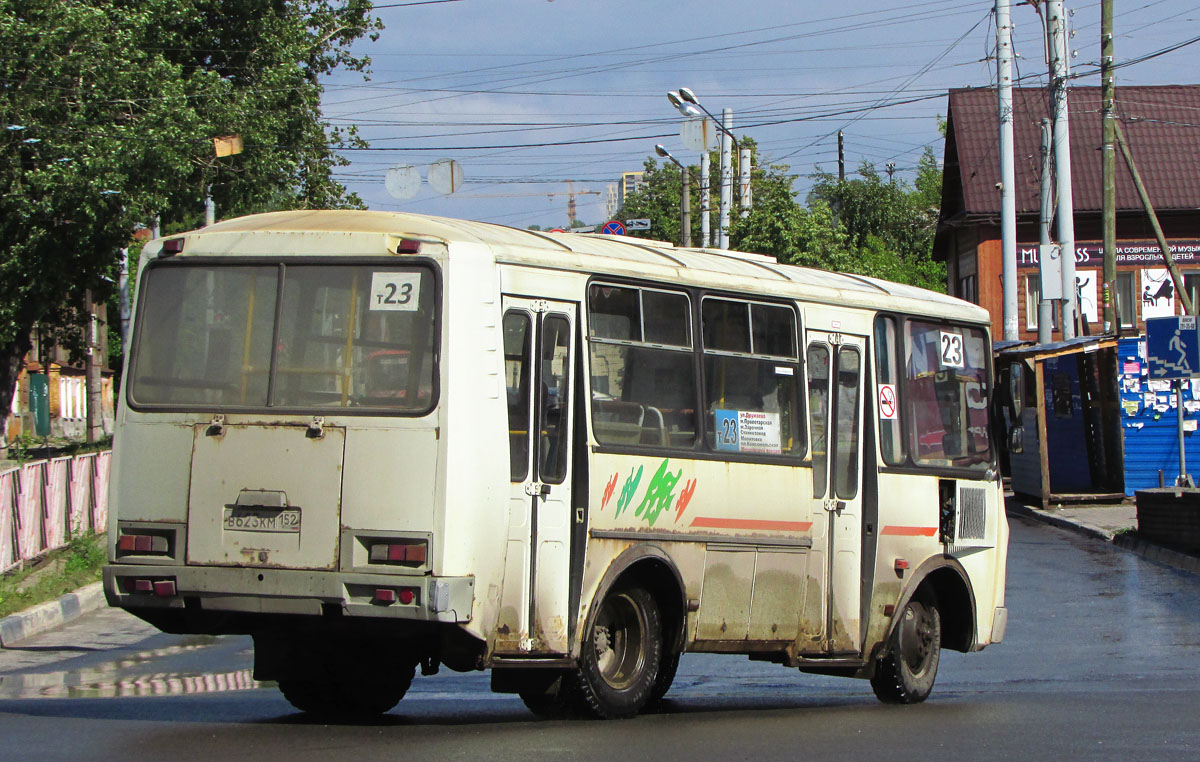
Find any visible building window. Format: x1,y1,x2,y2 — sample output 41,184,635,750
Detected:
957,274,978,304
1183,272,1200,315
1025,274,1060,331
1115,271,1135,328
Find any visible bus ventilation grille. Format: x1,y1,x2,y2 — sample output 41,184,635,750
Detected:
956,487,987,540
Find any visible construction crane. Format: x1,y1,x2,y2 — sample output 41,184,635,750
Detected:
452,181,601,224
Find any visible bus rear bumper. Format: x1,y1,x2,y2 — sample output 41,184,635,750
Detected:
104,564,474,625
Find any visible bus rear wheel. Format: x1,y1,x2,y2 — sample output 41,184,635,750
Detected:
870,593,941,704
570,585,662,719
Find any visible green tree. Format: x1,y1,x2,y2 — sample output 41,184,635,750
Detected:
0,1,379,434
806,147,945,291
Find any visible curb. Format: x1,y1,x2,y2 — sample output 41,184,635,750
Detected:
1005,502,1116,543
1007,503,1200,577
1114,533,1200,575
0,581,106,648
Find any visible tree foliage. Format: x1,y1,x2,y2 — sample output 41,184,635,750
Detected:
0,0,380,430
617,137,946,293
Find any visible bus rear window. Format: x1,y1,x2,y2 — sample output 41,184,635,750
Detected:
129,263,437,413
903,320,990,468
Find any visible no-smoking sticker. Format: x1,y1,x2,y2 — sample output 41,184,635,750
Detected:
878,383,898,420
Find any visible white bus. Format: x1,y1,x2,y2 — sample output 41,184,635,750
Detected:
105,210,1008,719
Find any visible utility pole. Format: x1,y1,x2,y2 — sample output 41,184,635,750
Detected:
681,167,692,247
1101,0,1117,332
997,0,1019,341
838,130,846,182
739,146,751,218
718,108,733,249
1048,0,1078,338
83,289,103,443
1038,119,1060,344
700,152,711,248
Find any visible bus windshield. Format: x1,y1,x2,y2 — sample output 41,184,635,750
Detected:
128,262,437,412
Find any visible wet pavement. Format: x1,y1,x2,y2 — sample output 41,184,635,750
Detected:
0,514,1197,760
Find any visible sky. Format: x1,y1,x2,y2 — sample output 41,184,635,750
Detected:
320,0,1200,231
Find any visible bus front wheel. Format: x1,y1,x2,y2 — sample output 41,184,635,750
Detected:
870,592,941,704
572,585,662,719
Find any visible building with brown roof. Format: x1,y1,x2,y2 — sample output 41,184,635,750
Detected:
936,85,1200,340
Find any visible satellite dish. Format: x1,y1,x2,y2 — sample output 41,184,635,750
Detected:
385,164,420,199
427,159,465,195
680,116,714,152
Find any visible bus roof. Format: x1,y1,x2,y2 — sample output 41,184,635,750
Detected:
179,210,990,326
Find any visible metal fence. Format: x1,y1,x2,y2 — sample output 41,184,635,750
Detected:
0,451,110,574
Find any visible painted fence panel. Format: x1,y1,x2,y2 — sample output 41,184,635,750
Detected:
92,451,110,531
0,471,13,571
68,456,92,536
43,457,70,550
16,464,43,560
0,450,111,574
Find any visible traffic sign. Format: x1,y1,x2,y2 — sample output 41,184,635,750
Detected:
1146,315,1200,379
878,384,897,420
626,218,651,231
547,228,567,233
601,220,625,235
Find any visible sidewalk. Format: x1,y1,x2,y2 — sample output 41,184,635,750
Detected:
1007,494,1200,575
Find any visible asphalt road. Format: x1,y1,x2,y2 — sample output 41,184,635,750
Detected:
1,513,1198,762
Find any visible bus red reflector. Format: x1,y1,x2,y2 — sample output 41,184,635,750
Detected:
396,239,421,254
894,559,909,571
374,589,396,604
153,580,176,597
398,588,416,605
133,579,154,593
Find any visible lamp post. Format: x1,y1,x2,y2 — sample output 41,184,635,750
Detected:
655,144,692,248
667,88,750,249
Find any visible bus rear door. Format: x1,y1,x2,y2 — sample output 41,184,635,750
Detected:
499,297,577,655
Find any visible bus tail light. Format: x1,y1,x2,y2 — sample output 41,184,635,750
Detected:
117,533,169,555
368,540,427,566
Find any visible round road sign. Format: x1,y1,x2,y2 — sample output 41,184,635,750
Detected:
601,220,626,235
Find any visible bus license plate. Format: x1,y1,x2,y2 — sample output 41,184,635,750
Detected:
223,507,301,533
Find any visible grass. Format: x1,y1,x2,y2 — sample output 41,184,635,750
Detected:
0,533,106,619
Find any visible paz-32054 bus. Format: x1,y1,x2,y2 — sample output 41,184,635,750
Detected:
105,211,1007,719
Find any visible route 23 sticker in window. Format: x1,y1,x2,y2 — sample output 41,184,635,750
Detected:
370,272,422,312
939,330,965,369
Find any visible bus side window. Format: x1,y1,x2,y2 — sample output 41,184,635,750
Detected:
701,298,804,457
588,284,697,449
873,315,904,465
504,311,532,482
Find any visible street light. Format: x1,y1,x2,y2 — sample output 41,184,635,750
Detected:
666,88,751,249
655,145,692,248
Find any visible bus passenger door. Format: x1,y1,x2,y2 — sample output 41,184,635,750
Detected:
806,331,866,656
500,297,576,655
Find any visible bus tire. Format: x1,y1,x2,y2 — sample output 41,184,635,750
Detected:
649,648,680,704
870,592,941,704
517,673,574,719
571,585,662,719
279,663,414,719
